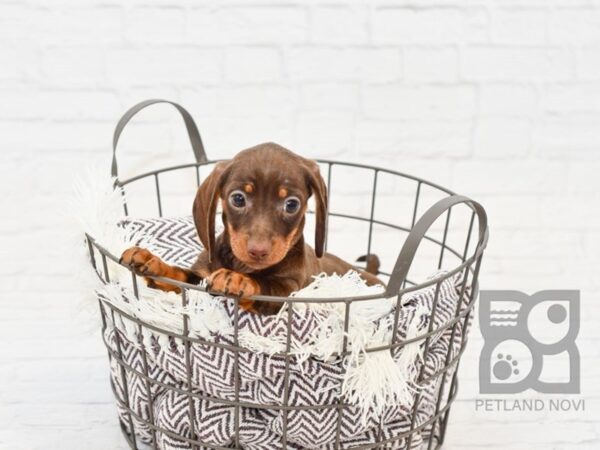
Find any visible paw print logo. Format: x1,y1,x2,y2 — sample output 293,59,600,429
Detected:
479,290,580,394
494,353,519,380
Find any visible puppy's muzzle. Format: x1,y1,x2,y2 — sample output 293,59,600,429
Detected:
247,240,271,262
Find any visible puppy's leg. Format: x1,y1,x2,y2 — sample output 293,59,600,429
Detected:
120,246,198,293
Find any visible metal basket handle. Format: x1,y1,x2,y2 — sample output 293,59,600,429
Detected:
386,195,488,296
111,99,208,179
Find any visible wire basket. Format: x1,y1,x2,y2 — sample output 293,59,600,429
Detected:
86,100,489,450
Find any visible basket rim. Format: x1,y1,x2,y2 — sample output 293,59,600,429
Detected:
88,232,482,303
87,158,488,304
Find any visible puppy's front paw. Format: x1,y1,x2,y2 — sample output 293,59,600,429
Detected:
120,246,154,271
207,268,260,298
120,246,181,293
120,246,166,276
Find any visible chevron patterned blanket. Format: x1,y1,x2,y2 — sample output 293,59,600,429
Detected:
98,217,470,450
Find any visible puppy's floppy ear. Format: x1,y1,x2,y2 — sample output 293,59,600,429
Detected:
302,159,328,258
193,161,231,263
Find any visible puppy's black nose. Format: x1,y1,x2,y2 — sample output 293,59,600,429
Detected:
248,243,270,260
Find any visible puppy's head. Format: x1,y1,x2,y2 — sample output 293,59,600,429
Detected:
193,143,327,270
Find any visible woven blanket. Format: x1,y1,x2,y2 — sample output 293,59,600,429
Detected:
97,217,471,450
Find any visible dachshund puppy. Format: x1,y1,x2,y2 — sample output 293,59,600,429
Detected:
121,143,382,314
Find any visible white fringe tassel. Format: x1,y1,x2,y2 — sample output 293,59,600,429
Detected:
285,272,427,425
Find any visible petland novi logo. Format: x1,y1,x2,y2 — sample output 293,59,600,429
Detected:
476,290,583,412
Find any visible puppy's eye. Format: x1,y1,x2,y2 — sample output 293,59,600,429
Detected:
284,197,301,214
229,191,247,209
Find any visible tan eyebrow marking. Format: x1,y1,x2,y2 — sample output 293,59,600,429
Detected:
278,187,288,198
244,183,254,193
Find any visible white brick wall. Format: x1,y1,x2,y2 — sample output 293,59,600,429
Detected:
1,1,599,449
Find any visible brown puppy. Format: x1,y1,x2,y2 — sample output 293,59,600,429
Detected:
121,143,382,314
